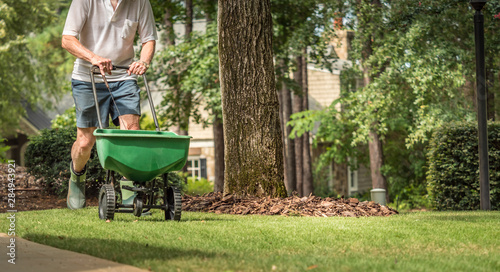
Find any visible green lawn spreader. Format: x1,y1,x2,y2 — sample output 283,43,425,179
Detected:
90,65,191,221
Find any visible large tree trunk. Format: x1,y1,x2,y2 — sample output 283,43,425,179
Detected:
301,53,313,196
280,60,296,196
293,55,304,196
218,0,286,197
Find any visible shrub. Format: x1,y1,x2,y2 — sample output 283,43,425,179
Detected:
427,122,500,210
186,177,214,196
0,138,10,163
25,128,108,197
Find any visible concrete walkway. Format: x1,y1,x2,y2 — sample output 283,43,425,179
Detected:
0,233,148,272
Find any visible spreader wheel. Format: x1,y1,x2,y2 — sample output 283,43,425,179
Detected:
165,187,181,221
99,184,115,220
133,197,143,217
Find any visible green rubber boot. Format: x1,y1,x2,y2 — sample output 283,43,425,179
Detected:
120,179,137,205
67,162,86,210
120,179,151,216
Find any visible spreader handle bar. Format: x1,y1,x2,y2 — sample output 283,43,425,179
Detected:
89,65,160,131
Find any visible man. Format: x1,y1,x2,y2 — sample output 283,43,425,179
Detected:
62,0,157,209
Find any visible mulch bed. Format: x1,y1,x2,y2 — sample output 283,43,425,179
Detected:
183,193,398,217
1,164,398,217
0,164,97,213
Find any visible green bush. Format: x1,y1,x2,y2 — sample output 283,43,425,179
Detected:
0,138,10,163
427,122,500,210
186,177,214,196
25,128,108,197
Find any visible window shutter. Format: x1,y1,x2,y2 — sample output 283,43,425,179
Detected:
200,158,207,179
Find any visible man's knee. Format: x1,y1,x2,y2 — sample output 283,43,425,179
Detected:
119,114,140,130
76,128,96,151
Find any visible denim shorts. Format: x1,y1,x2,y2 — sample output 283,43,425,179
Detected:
71,79,141,128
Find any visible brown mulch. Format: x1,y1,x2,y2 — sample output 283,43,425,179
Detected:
183,192,398,217
1,164,397,217
0,163,97,213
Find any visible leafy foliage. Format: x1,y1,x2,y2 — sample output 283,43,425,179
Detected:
51,106,77,129
0,0,72,137
152,23,220,130
427,122,500,210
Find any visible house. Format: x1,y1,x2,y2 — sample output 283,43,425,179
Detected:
4,103,52,166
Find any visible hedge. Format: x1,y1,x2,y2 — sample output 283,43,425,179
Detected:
427,122,500,210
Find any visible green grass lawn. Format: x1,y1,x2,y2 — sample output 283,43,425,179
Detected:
1,209,499,272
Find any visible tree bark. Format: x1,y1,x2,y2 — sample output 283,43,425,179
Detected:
218,0,286,197
280,60,296,196
278,76,287,187
213,114,225,192
368,129,387,189
301,53,313,196
293,55,304,196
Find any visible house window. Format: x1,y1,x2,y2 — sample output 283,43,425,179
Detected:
187,157,207,180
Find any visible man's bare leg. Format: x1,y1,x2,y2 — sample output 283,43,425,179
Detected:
118,114,140,130
68,127,96,209
71,127,97,172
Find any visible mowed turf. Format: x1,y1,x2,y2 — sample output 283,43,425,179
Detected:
0,208,499,272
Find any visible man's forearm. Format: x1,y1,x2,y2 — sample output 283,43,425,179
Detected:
62,35,97,63
62,35,112,74
139,40,156,65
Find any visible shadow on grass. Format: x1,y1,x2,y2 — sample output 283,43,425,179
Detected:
23,233,223,271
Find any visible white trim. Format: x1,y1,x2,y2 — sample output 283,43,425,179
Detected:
189,140,214,148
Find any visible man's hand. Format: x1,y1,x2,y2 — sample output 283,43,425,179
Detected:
91,55,113,76
127,60,149,75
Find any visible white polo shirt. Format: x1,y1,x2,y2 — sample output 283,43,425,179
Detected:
63,0,158,82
